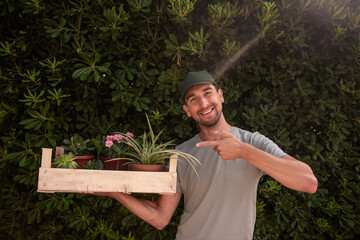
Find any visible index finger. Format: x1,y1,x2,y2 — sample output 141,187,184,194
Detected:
215,130,236,139
196,141,220,148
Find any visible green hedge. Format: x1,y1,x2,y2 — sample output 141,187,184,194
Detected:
1,0,359,239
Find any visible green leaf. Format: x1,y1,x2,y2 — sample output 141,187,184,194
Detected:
73,67,91,79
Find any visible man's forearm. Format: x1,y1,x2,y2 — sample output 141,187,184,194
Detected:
242,144,318,193
196,130,318,193
110,192,182,230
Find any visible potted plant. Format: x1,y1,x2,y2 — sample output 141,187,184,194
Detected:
98,133,134,170
52,153,79,169
62,134,96,168
52,152,102,170
107,115,200,176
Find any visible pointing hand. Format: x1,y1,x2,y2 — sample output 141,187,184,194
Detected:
196,130,244,160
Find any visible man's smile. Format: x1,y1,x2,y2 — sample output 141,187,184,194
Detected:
200,107,214,115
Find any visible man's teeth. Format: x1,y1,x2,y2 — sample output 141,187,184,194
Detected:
201,108,213,115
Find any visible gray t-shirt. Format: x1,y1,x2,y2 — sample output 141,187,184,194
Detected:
175,127,287,240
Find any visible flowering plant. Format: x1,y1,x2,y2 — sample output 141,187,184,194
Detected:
103,132,134,158
107,114,201,177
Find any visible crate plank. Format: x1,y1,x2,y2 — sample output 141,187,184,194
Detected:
37,148,177,194
38,168,176,194
41,148,52,168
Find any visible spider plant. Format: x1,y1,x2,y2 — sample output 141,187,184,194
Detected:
109,114,201,177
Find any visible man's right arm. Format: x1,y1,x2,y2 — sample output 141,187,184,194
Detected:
97,192,182,230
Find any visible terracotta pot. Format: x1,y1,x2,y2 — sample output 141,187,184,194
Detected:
74,155,95,169
128,163,164,172
100,157,129,170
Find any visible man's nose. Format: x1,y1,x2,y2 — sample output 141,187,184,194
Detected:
199,97,208,108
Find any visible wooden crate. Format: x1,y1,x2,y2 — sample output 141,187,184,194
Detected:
37,147,177,194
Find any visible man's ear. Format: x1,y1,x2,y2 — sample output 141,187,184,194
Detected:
183,105,192,117
218,89,224,103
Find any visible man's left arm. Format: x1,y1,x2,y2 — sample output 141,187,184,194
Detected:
196,130,318,193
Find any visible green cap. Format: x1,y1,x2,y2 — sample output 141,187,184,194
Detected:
179,71,217,99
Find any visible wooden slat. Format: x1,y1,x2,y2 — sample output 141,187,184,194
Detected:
169,155,178,173
38,168,177,194
41,148,52,168
55,147,64,155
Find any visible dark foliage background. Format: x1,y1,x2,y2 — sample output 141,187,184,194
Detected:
0,0,359,239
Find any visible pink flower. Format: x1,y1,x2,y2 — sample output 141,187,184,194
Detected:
113,134,123,143
105,140,113,148
106,135,114,141
126,132,134,138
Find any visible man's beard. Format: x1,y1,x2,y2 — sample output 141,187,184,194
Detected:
197,109,222,128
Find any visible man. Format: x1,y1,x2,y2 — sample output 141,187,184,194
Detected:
92,71,318,240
